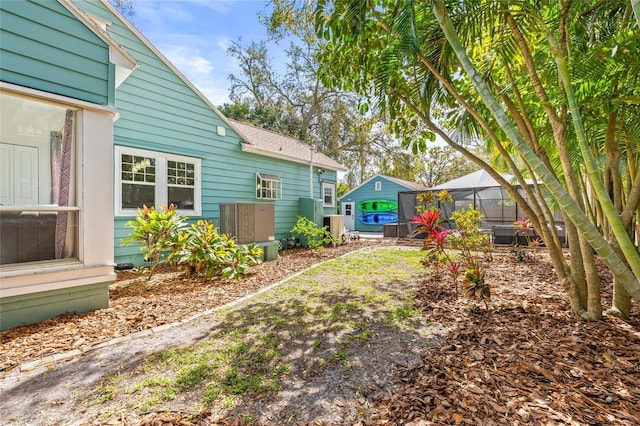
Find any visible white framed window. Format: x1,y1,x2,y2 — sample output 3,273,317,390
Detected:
256,172,282,200
322,182,335,207
375,181,382,191
116,146,201,216
0,92,79,265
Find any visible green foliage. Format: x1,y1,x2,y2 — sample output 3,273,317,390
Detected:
336,182,350,199
123,206,262,280
414,207,491,307
122,205,187,278
447,208,492,261
419,146,477,187
176,220,262,280
462,266,489,310
218,101,286,135
448,208,492,307
290,216,337,249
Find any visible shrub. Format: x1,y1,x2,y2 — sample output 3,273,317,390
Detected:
176,220,262,280
122,204,186,278
412,207,491,308
290,216,337,249
123,206,262,280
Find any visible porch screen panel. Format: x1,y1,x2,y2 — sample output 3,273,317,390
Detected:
0,93,78,264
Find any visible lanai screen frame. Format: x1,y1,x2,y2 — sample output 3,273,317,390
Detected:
398,185,566,245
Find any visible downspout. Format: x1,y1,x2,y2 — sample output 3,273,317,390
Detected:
309,148,316,198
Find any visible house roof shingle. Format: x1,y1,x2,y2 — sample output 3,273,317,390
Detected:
230,120,347,172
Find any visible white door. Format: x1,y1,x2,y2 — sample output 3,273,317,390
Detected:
341,201,355,230
0,143,39,205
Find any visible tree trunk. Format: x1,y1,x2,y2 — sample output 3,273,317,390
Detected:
544,24,640,296
432,0,640,310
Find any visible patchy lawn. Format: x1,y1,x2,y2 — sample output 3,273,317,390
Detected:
1,243,639,426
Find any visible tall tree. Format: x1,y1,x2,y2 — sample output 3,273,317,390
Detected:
225,34,426,186
308,0,640,319
419,145,477,187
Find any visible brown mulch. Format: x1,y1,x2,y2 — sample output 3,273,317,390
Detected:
0,239,390,373
2,242,639,425
369,250,640,425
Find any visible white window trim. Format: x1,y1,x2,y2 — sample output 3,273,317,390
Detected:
375,181,382,191
256,172,282,200
1,84,115,279
322,182,335,207
115,146,201,216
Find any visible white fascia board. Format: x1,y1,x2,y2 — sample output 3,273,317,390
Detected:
58,0,138,72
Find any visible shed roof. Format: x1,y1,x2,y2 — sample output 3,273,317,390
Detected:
339,174,428,200
230,120,347,172
383,175,430,191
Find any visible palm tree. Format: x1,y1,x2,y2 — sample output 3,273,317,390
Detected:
310,0,640,318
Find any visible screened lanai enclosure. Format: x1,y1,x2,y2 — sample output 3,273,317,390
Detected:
397,170,566,245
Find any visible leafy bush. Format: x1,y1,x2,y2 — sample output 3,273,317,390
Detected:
290,216,337,249
122,204,186,278
123,206,262,280
412,207,491,308
176,220,262,280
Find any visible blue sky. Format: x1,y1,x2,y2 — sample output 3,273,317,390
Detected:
124,0,279,106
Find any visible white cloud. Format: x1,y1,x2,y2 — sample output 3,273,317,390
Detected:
156,43,231,105
162,45,214,74
125,0,273,106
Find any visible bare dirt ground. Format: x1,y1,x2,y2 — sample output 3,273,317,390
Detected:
1,240,640,425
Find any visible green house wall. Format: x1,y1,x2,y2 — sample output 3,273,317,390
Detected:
0,1,116,330
339,176,414,232
75,1,338,265
0,0,112,105
0,282,110,331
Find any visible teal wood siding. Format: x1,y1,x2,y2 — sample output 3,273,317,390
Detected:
340,177,409,232
74,1,337,264
114,148,338,265
0,0,111,105
1,282,109,331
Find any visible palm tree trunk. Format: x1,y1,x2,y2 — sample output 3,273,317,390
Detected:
431,0,640,309
543,23,640,293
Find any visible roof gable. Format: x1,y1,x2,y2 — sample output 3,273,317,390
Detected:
76,0,239,135
60,0,137,86
339,174,428,200
383,175,429,191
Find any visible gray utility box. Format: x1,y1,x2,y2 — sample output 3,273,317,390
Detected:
219,202,275,243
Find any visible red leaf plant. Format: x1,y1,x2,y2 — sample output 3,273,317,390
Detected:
411,207,492,307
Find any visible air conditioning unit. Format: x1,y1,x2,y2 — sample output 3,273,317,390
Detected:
219,202,275,243
323,215,344,240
